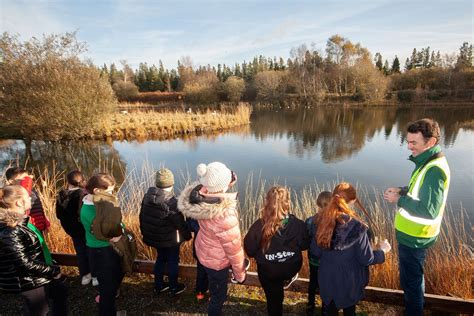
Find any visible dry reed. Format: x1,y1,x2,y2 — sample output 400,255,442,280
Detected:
30,163,472,299
93,103,251,140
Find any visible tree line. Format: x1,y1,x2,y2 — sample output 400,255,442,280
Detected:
103,36,472,104
0,31,472,139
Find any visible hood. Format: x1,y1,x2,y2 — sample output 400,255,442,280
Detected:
92,190,119,206
142,187,176,219
331,215,368,251
177,183,237,220
274,215,300,240
0,208,26,228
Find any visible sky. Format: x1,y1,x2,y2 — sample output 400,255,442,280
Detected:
1,0,472,70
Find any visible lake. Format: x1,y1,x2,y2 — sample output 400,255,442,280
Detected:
1,105,473,216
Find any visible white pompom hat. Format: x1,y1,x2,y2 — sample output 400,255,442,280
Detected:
196,162,232,193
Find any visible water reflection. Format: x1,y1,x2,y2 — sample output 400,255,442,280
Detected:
0,140,127,184
251,107,473,162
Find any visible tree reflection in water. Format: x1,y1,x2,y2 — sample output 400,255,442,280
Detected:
250,106,473,162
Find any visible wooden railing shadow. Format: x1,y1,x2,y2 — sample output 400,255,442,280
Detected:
52,253,474,314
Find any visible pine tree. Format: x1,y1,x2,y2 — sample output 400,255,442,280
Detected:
391,56,401,73
148,65,164,91
279,57,286,70
217,64,222,81
383,60,391,75
100,63,109,78
109,63,122,84
456,42,473,69
405,57,412,72
234,63,242,77
136,62,149,91
422,46,431,68
374,52,383,71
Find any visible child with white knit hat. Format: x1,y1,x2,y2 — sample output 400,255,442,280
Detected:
178,161,246,315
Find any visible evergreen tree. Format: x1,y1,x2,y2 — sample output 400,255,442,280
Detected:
374,52,383,71
435,51,442,67
100,63,109,78
279,57,286,70
456,42,473,69
383,60,391,75
391,56,401,73
405,57,411,71
109,63,122,84
429,51,436,68
169,69,179,91
148,65,164,91
135,62,149,91
158,60,166,90
422,47,431,68
234,63,242,77
217,63,222,81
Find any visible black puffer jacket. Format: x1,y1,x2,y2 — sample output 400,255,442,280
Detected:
56,188,86,238
0,208,60,293
139,187,191,249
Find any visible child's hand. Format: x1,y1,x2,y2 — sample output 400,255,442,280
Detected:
379,239,391,254
110,235,122,243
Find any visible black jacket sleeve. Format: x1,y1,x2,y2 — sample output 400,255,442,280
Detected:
6,228,59,279
244,220,263,258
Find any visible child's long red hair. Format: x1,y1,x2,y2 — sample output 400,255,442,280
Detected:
316,182,367,249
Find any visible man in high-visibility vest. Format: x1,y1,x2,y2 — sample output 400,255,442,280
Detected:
384,118,450,316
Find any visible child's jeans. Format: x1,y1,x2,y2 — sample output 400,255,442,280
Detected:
196,259,208,293
204,266,228,316
154,246,180,290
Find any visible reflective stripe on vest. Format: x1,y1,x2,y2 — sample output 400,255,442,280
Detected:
395,156,450,238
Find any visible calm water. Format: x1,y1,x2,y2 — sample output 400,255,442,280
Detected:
1,106,473,214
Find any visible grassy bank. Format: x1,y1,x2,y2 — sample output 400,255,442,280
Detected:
0,103,251,141
31,165,473,300
92,102,251,140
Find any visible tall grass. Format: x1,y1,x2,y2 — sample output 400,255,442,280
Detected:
94,102,251,140
30,164,472,299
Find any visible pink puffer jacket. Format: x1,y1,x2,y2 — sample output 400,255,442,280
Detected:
178,184,246,282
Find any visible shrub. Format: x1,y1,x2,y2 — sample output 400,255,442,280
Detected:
397,89,416,102
254,70,286,101
0,32,116,140
112,80,139,101
223,76,245,102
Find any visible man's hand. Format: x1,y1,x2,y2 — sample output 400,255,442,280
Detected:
384,187,401,203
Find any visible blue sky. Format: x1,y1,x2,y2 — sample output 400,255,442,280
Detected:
1,0,472,69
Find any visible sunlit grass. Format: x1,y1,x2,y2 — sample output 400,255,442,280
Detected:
31,163,472,299
93,103,251,140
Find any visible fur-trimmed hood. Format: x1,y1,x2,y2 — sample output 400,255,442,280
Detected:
177,183,238,220
0,208,26,228
331,215,368,251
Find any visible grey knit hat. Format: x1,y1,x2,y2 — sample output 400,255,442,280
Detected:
155,168,174,188
196,162,232,193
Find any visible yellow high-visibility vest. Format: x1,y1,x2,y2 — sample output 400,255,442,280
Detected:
394,156,450,238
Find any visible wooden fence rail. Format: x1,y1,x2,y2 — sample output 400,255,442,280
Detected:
52,253,474,314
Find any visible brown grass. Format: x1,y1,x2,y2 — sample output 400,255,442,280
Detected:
32,164,472,299
92,103,251,140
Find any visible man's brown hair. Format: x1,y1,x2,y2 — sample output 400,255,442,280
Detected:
407,118,440,144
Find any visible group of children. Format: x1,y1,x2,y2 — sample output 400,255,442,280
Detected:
0,162,391,316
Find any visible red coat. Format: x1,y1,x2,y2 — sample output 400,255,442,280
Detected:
19,177,50,232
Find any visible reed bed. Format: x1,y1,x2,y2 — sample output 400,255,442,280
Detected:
29,164,472,299
93,103,251,140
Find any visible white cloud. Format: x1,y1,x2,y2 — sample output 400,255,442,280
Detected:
0,0,67,39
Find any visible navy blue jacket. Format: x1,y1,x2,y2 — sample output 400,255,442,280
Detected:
309,215,384,309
